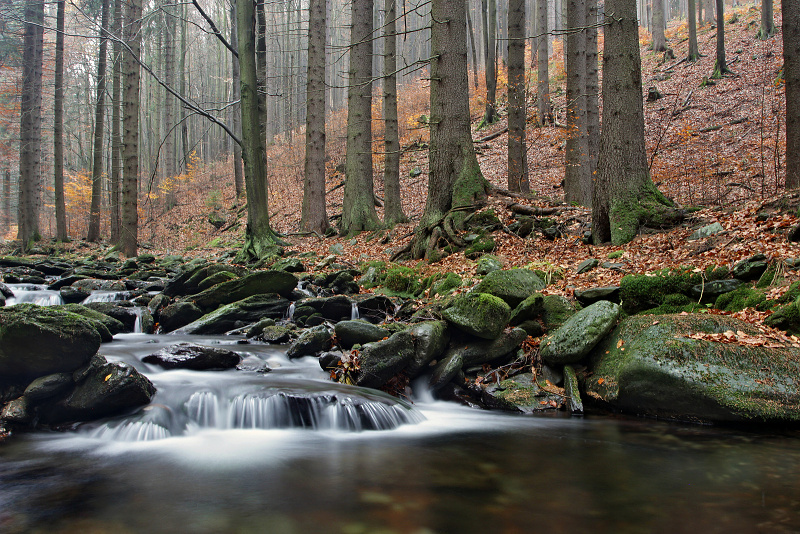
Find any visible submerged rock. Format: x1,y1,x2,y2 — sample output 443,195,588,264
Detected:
142,342,241,370
586,314,800,422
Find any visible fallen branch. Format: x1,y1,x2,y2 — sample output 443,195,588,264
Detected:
474,126,508,143
505,201,561,216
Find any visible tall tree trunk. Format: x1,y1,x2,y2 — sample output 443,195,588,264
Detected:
466,0,479,88
758,0,775,39
341,0,380,233
537,0,552,125
110,0,123,242
592,0,677,245
179,1,189,173
121,0,143,257
652,0,666,51
256,0,268,143
54,0,67,241
3,169,10,233
507,0,528,192
481,0,497,125
585,0,599,181
408,0,488,260
713,0,729,76
301,0,330,232
230,2,244,199
383,0,408,224
564,0,590,206
236,0,281,260
687,0,700,60
784,0,800,189
17,0,44,250
163,0,177,208
88,0,111,242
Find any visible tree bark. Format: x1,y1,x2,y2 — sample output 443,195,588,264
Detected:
163,0,177,208
54,0,67,242
481,0,498,125
592,0,677,245
383,0,408,224
537,0,552,125
564,0,590,206
759,0,775,39
3,169,10,233
341,0,381,233
110,0,123,242
121,0,142,257
408,0,488,260
230,2,244,199
302,0,331,233
586,0,599,181
507,0,528,192
236,0,282,260
652,0,666,52
713,0,729,76
88,0,111,242
687,0,700,60
784,0,800,189
466,0,479,88
17,0,44,250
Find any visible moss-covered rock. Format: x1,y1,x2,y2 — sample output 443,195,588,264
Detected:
356,330,415,389
158,300,205,333
620,268,701,314
0,305,101,381
509,293,545,325
286,325,333,359
475,255,502,275
187,270,298,312
464,235,496,259
56,303,123,341
481,373,563,413
586,314,800,422
540,295,579,331
334,320,390,349
640,293,704,315
715,286,768,312
429,272,462,297
175,295,290,335
764,302,800,336
689,279,743,303
474,268,545,308
540,300,621,365
732,254,768,281
442,292,512,339
382,266,422,297
406,321,450,377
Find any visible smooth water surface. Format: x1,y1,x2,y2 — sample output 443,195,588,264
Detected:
2,333,800,533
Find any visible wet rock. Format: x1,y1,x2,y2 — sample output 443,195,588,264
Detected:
83,302,140,332
509,293,544,325
540,300,620,365
1,397,33,424
39,361,156,424
334,320,390,349
0,305,101,381
57,303,124,339
354,295,395,324
23,373,74,403
296,295,354,323
563,365,583,415
473,268,546,308
475,255,503,275
197,271,237,291
540,295,579,331
158,301,205,333
732,254,769,281
59,286,91,304
71,278,127,291
255,325,293,344
689,279,743,302
188,270,298,312
272,257,306,273
442,292,511,340
444,327,528,367
406,320,450,377
287,325,333,359
319,351,343,371
429,352,464,391
481,373,561,413
175,295,290,335
586,314,800,422
142,342,241,370
356,330,415,389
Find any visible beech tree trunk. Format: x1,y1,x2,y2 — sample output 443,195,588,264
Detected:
507,0,528,193
301,0,330,233
110,0,122,242
230,2,244,199
17,0,44,250
687,0,700,60
537,0,552,125
564,0,590,206
88,0,110,242
713,0,729,76
408,0,488,260
481,0,498,125
784,0,800,189
54,0,67,241
163,0,177,208
586,0,599,180
592,0,677,245
121,0,142,257
759,0,775,39
466,0,479,88
383,0,408,224
341,0,380,233
652,0,666,52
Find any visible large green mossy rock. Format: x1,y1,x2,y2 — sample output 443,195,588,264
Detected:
0,305,101,381
334,320,390,349
55,304,121,341
406,321,450,377
619,269,701,314
286,325,333,359
175,295,290,335
473,269,545,308
540,300,621,365
356,330,416,389
586,314,800,423
187,270,297,312
442,292,512,339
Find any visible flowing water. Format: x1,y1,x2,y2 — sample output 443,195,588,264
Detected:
3,300,800,532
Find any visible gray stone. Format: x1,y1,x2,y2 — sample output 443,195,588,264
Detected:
175,295,290,335
481,373,562,413
1,397,33,424
356,330,415,389
23,373,74,403
574,286,621,305
442,292,511,339
509,293,544,325
475,255,503,276
83,302,140,332
688,222,724,240
287,325,333,359
158,301,205,333
576,258,600,274
406,320,450,377
689,279,743,302
473,269,546,308
563,365,583,415
142,342,241,370
334,320,390,349
445,327,528,367
188,270,297,312
540,300,621,365
733,255,769,281
429,352,464,391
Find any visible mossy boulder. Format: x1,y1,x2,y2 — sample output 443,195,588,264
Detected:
286,325,333,359
464,235,496,259
540,300,621,365
175,295,290,335
509,293,545,325
406,321,450,377
382,266,421,297
334,320,390,349
0,305,101,381
475,255,503,275
764,302,800,336
732,254,769,281
540,295,579,331
481,373,563,413
689,279,743,303
586,314,800,422
356,330,416,389
715,286,768,312
442,292,512,339
197,271,237,291
83,302,142,332
429,272,462,298
620,268,701,314
473,268,546,308
56,303,123,341
187,270,297,312
158,300,205,333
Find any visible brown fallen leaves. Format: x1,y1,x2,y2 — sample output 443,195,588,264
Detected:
683,325,800,349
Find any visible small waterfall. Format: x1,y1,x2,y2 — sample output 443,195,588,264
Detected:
5,284,64,306
132,308,143,333
89,421,172,441
296,281,314,297
351,301,360,320
286,302,296,320
81,291,132,304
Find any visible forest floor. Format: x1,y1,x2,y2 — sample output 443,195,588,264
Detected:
16,5,799,324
